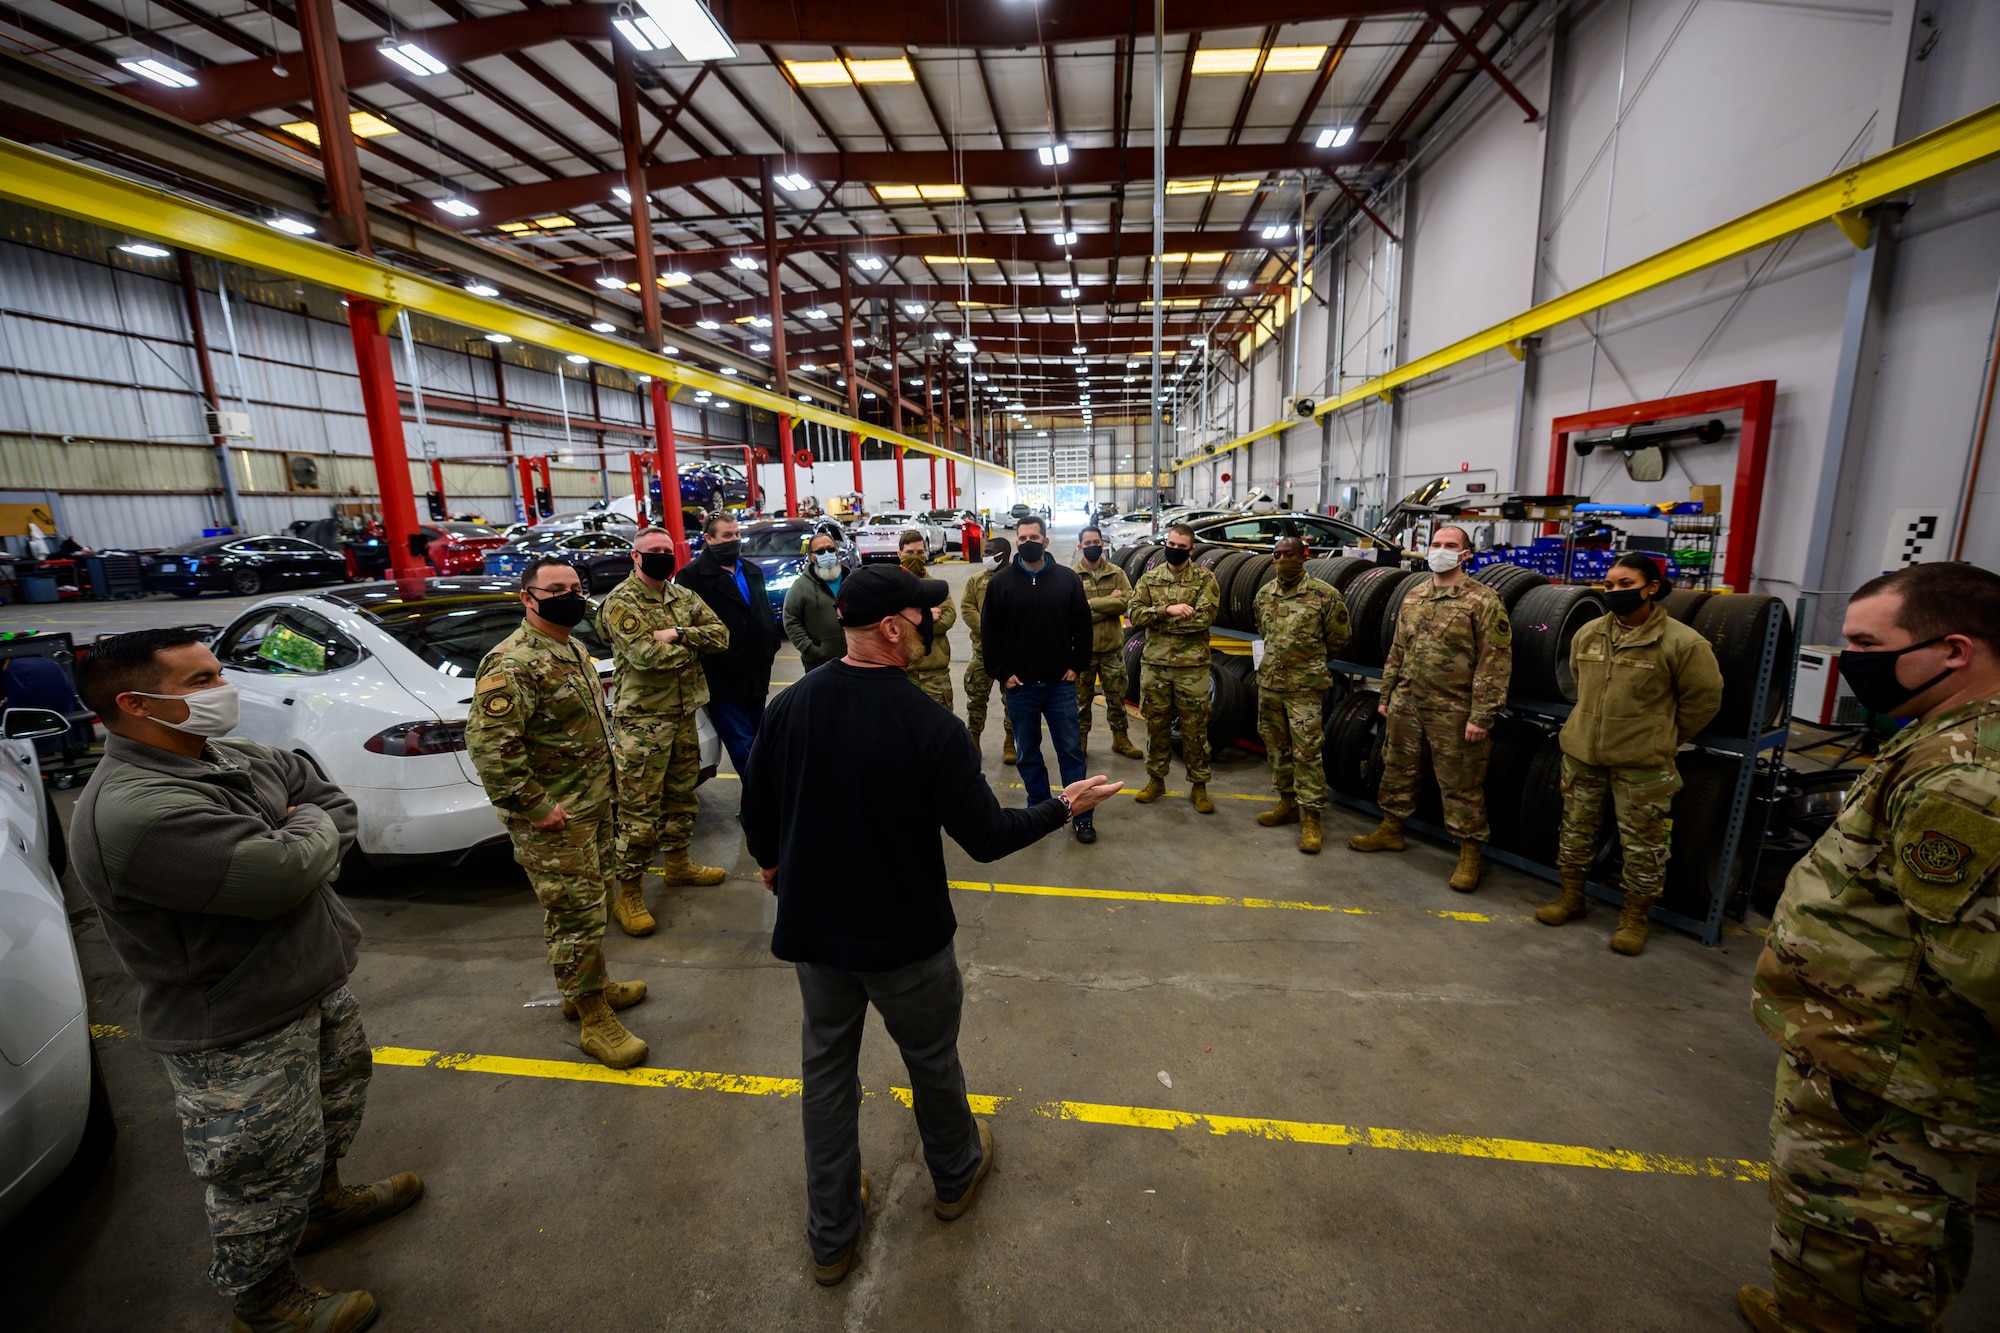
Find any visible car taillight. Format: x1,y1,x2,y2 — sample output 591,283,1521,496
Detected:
364,720,467,756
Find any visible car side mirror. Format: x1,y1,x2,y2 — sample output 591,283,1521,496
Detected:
3,707,72,740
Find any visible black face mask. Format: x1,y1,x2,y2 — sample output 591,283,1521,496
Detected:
1017,540,1046,564
1839,636,1953,717
708,539,740,564
1604,587,1648,617
528,589,590,628
1163,545,1191,566
1080,545,1105,563
638,550,676,581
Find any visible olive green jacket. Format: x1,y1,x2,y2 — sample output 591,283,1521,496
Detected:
783,570,845,671
1558,605,1724,769
1073,556,1134,653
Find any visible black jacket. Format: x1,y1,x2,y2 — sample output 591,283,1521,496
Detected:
979,558,1094,687
675,551,779,703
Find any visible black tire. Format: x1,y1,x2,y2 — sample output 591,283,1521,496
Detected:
1663,587,1712,625
43,785,66,881
1324,689,1385,800
1691,594,1794,734
1123,544,1160,579
1660,754,1741,922
1194,545,1234,574
1376,569,1423,663
1473,562,1550,613
1227,554,1276,631
1208,551,1258,611
1138,546,1172,577
1205,657,1251,752
1516,730,1569,867
1319,556,1374,592
1509,584,1607,704
1122,632,1145,704
228,568,262,596
1341,567,1413,668
1482,715,1547,854
1752,767,1859,916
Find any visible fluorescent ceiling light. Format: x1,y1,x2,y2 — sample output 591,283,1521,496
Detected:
696,319,721,330
611,13,672,52
381,41,447,76
566,353,590,364
953,340,976,352
120,58,197,89
1037,143,1069,166
612,186,632,204
1141,298,1203,308
750,342,770,352
533,215,577,229
278,111,399,146
1189,251,1226,262
803,307,828,319
851,337,867,347
1316,125,1356,150
596,275,627,290
1190,336,1207,347
1190,48,1261,76
266,216,316,236
848,58,914,84
496,221,533,233
955,356,972,364
661,344,679,355
1261,224,1290,240
1072,344,1087,355
862,390,878,399
729,255,758,270
908,377,924,386
1166,178,1214,195
924,254,995,264
118,242,170,258
590,321,617,333
877,184,966,201
786,59,850,86
903,302,926,315
1262,46,1328,73
465,281,500,297
1060,286,1080,299
1154,252,1188,264
750,317,772,328
434,198,479,218
853,256,885,271
798,362,817,371
720,367,738,375
657,271,691,286
932,330,952,341
1226,279,1250,291
799,393,813,402
1057,230,1078,247
772,172,812,192
636,0,737,61
973,374,988,382
485,333,512,343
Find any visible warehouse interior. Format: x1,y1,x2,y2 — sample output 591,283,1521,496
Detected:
3,0,2000,1329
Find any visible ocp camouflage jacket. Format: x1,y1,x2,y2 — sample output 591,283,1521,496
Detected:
1252,575,1351,693
1753,694,2000,1133
1380,575,1512,726
1129,560,1219,667
465,621,615,824
600,572,729,715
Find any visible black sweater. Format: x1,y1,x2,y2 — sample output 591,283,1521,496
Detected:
742,660,1068,969
978,559,1094,687
675,551,778,703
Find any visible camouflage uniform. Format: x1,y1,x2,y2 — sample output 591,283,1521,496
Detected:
1128,560,1221,782
599,572,729,880
959,566,1013,742
1252,575,1351,810
159,986,369,1294
465,620,618,1001
1751,694,2000,1333
907,577,958,711
1377,574,1511,841
1074,555,1136,745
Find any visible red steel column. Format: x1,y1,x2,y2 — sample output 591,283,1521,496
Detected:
760,164,797,516
947,458,957,508
840,264,863,497
778,415,798,516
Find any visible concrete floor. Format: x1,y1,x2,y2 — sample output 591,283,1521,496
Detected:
6,540,1996,1331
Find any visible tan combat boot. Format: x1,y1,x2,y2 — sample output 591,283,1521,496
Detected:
933,1120,996,1220
1735,1286,1786,1333
575,990,649,1068
1257,795,1299,827
1449,841,1483,893
1610,893,1658,956
229,1267,376,1333
812,1171,872,1286
562,977,646,1020
1298,810,1322,855
1002,734,1017,765
968,729,982,754
660,847,726,887
1348,816,1405,852
295,1159,423,1255
1078,731,1089,758
1133,776,1166,803
1534,872,1589,926
1190,783,1215,815
1111,733,1144,760
612,877,655,936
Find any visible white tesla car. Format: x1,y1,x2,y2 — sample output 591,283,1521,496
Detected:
0,705,112,1228
853,513,946,563
208,577,720,864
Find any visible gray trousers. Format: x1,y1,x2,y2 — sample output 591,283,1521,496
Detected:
795,942,983,1263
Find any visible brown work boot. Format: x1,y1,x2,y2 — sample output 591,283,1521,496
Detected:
1078,731,1089,758
562,977,646,1020
1002,735,1017,765
812,1171,871,1287
229,1266,376,1333
934,1120,996,1221
968,729,982,755
1449,840,1483,893
1257,795,1299,827
1111,734,1144,760
1535,872,1589,927
1190,783,1214,815
611,877,655,936
1298,809,1323,855
575,990,648,1069
1610,893,1658,956
295,1160,423,1256
660,847,726,887
1348,816,1405,852
1734,1286,1786,1333
1133,776,1166,803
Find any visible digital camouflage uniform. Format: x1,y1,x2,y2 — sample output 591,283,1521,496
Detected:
1252,575,1351,810
960,566,1013,742
1074,555,1135,745
1751,694,2000,1333
1377,574,1512,841
599,572,729,880
465,620,618,1001
904,561,958,711
1128,560,1222,782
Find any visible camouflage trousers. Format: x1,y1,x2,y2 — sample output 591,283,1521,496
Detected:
1379,707,1490,841
1077,645,1132,739
1141,663,1210,782
507,809,613,1001
612,709,704,879
962,657,1013,738
1765,1054,1997,1332
1257,687,1327,810
160,985,371,1295
1557,754,1681,897
910,666,955,713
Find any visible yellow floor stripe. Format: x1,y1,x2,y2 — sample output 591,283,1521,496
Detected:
999,781,1266,802
373,1045,1762,1183
950,878,1493,924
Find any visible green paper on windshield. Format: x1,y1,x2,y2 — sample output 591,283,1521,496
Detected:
258,624,327,671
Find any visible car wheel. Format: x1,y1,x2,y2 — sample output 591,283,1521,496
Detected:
229,568,262,596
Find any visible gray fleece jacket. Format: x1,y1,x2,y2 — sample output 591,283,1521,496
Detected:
71,732,361,1053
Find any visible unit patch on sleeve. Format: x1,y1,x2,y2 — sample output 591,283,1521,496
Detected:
1901,830,1973,884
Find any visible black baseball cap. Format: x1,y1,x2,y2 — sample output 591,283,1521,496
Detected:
834,564,950,626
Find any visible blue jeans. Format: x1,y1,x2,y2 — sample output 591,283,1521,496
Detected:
1003,679,1088,822
708,698,764,778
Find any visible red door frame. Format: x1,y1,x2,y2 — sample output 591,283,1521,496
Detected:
1544,380,1775,593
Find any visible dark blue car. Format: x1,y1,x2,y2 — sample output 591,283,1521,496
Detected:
736,519,856,622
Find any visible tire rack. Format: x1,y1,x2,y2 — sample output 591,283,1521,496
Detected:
1217,597,1802,948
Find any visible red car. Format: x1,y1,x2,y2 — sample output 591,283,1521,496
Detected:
423,522,507,575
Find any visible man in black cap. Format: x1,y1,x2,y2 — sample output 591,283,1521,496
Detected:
742,565,1121,1287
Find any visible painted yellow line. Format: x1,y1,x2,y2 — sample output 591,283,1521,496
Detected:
949,878,1493,924
999,781,1266,802
372,1044,1761,1183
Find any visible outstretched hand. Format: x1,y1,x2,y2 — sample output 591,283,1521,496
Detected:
1061,774,1124,817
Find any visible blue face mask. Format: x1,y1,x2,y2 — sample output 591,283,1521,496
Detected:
814,552,840,573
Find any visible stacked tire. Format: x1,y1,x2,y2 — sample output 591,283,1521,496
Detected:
1508,584,1606,703
1690,594,1794,734
1472,562,1550,612
1225,554,1277,631
1305,556,1372,593
1482,715,1550,854
1341,567,1416,668
1210,654,1257,750
1324,689,1385,801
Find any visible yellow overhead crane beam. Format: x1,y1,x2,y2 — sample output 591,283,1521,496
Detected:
0,137,1012,478
1179,97,2000,472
